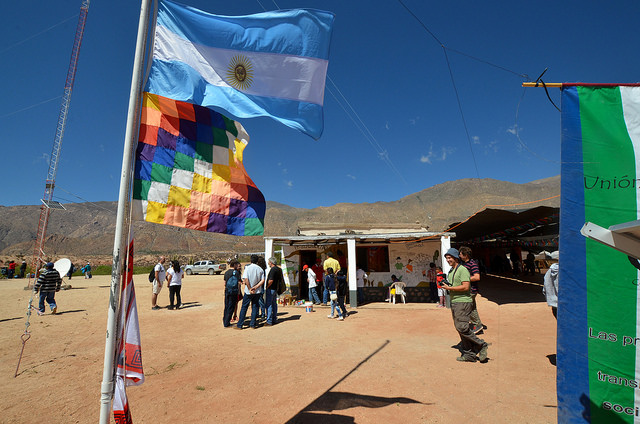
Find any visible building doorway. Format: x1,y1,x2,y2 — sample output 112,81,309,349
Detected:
299,250,317,301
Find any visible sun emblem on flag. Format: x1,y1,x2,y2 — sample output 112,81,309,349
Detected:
226,55,254,91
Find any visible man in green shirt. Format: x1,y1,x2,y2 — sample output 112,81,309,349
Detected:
442,248,489,363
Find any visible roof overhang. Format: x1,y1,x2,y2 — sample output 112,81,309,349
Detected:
265,231,455,246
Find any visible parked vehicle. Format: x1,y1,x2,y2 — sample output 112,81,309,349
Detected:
184,260,226,275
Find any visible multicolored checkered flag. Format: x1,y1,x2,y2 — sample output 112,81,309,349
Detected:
132,92,265,236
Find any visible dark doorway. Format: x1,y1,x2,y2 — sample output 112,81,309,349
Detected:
299,250,317,301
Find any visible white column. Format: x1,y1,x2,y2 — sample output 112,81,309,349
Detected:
347,238,357,307
264,238,274,261
441,235,452,272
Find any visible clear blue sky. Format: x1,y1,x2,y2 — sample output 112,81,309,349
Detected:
2,0,639,209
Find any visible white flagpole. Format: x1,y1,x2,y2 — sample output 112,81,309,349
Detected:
99,0,155,422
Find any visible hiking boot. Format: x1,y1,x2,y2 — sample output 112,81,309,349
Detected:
478,343,489,363
456,355,477,362
168,305,174,310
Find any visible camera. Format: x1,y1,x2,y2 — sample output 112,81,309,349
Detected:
437,273,451,286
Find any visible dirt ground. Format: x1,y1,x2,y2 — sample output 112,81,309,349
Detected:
0,271,557,423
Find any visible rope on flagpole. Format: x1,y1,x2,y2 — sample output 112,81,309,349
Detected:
15,289,38,377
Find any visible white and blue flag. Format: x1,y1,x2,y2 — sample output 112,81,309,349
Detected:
145,0,334,139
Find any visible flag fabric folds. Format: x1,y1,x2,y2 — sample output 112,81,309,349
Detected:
132,92,265,236
146,0,334,139
559,85,640,423
112,236,144,423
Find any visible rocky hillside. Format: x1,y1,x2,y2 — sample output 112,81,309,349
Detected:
0,176,559,265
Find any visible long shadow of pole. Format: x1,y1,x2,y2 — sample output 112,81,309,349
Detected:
286,339,423,423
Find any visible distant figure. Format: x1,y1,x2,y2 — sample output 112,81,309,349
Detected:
34,262,62,315
166,260,184,310
152,256,166,310
8,261,16,279
426,262,438,303
356,265,368,305
82,262,92,279
543,263,559,319
435,266,446,308
323,252,340,305
19,260,27,278
336,269,348,318
385,275,401,302
324,268,343,320
305,264,321,305
312,259,324,304
525,252,536,276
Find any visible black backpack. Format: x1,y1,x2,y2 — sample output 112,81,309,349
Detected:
226,270,239,295
148,267,155,283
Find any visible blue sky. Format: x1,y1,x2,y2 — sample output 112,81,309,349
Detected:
2,0,639,209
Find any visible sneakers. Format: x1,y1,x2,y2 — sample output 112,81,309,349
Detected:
168,305,174,310
51,306,57,314
337,316,344,321
37,310,45,316
478,343,489,363
327,314,334,319
456,355,477,362
151,306,160,310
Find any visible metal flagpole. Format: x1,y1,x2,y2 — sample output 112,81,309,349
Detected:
99,0,155,422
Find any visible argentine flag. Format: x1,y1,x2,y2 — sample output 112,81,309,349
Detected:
145,0,334,139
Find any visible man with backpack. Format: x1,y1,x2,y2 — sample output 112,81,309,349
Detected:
223,260,241,327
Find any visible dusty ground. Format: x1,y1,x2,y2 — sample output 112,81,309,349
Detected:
1,272,557,423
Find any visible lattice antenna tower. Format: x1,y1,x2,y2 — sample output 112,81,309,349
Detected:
30,0,90,285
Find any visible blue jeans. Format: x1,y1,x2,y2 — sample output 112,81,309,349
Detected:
309,287,321,304
330,292,343,318
323,287,330,304
39,291,56,313
265,288,278,325
258,293,266,318
237,293,260,328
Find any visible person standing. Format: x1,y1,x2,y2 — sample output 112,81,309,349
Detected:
19,260,27,278
234,254,265,329
265,257,284,326
440,248,489,363
82,262,92,279
324,267,343,320
356,265,367,305
459,246,485,335
323,252,340,305
543,263,559,318
8,261,16,279
305,264,321,305
312,258,324,305
166,260,184,310
257,256,268,319
426,262,438,303
151,256,166,310
335,269,348,320
34,262,62,315
223,260,241,327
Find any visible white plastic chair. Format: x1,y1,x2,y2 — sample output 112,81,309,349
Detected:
392,282,406,304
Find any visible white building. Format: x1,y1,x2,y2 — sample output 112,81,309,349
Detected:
264,224,455,307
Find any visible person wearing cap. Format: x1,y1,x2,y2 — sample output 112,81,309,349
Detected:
34,262,62,315
441,248,489,363
304,264,321,305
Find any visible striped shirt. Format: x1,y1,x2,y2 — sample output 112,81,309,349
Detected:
462,259,480,294
35,269,62,293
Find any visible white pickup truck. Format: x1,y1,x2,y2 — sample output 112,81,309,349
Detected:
184,260,226,275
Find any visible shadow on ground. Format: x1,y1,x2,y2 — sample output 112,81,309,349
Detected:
480,274,546,305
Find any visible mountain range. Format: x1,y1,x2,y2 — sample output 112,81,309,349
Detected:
0,176,560,265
